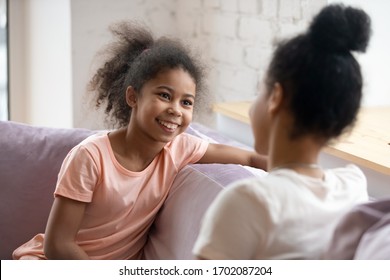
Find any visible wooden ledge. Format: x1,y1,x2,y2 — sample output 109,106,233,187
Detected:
214,101,390,175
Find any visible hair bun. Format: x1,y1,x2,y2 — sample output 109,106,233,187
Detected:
308,4,371,53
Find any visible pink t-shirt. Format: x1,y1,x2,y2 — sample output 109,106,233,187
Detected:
13,132,208,260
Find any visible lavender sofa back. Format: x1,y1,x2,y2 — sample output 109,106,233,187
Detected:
0,121,95,259
324,197,390,260
3,120,388,260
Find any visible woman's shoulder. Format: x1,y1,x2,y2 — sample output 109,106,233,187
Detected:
324,164,366,185
218,176,277,206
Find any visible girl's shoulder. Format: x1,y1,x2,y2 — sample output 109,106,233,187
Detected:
163,132,209,168
169,132,205,143
164,132,208,152
75,131,109,147
67,131,111,160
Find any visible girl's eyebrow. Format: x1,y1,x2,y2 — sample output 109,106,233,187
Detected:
156,85,195,99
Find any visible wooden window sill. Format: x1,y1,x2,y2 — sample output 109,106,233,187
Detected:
214,101,390,176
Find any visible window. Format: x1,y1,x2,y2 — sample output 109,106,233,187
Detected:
0,0,8,121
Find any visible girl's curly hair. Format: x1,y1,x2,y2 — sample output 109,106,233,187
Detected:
88,21,206,128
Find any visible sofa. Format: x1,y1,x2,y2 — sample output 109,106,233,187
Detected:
1,120,390,260
0,120,266,260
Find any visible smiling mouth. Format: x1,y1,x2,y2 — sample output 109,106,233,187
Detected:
157,119,180,130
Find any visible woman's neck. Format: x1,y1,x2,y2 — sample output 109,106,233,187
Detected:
268,119,324,178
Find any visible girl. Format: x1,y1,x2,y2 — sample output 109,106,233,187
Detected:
13,22,267,260
193,4,372,260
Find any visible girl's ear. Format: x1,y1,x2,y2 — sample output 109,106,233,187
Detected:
126,86,137,108
268,82,284,116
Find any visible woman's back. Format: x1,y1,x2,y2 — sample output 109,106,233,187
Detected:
193,165,368,259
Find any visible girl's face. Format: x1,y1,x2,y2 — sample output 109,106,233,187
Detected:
249,81,271,155
129,68,196,144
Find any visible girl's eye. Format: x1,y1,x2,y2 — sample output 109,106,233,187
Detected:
182,100,193,106
159,93,170,100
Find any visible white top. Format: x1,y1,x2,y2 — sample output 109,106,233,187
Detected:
193,164,368,260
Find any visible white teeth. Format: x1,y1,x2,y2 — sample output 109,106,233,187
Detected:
158,120,178,130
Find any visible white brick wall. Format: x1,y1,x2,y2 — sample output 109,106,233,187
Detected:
13,1,390,132
238,17,273,42
203,0,220,9
69,0,326,128
221,0,238,13
176,0,327,126
279,0,302,20
260,0,278,19
238,0,259,15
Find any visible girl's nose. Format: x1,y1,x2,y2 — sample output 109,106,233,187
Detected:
167,105,182,117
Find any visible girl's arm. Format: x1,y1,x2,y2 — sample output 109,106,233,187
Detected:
44,196,89,259
197,143,268,171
